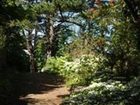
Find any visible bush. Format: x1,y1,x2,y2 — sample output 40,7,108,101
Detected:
43,54,105,86
62,80,126,105
62,77,140,105
42,55,72,73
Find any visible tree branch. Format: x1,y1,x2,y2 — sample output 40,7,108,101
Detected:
58,20,83,27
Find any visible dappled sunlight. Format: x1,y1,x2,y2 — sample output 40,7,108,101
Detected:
0,72,69,105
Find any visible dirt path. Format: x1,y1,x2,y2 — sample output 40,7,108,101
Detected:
20,85,69,105
6,73,70,105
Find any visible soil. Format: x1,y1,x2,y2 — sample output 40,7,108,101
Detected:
0,73,70,105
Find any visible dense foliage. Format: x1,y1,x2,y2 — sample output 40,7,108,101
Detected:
43,0,140,105
44,54,104,86
62,77,140,105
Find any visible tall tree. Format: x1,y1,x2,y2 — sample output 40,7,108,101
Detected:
0,0,31,72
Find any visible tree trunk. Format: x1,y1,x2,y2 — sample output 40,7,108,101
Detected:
27,30,36,73
46,15,55,59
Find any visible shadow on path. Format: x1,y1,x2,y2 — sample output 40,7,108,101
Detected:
0,72,68,105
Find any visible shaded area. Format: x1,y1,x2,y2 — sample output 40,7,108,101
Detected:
0,72,66,105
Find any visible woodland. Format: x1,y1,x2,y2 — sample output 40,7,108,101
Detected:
0,0,140,105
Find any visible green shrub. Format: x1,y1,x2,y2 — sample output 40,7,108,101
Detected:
42,55,72,73
43,54,105,86
62,77,140,105
125,77,140,105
